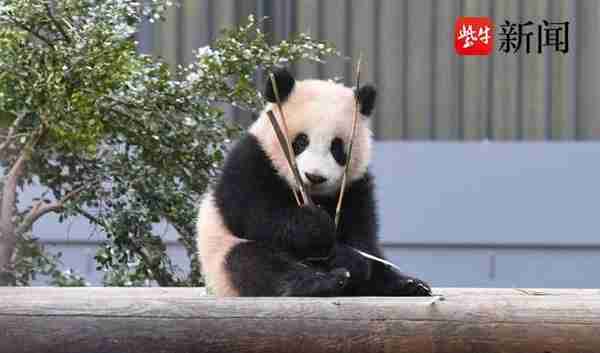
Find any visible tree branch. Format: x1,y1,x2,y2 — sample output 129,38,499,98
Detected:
0,151,31,282
75,207,107,228
45,4,72,44
13,201,61,238
0,126,45,221
0,126,46,284
0,112,27,157
5,16,55,49
1,151,27,230
131,240,176,287
14,182,96,238
169,222,195,241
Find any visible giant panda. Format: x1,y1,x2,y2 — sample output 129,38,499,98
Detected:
196,68,431,297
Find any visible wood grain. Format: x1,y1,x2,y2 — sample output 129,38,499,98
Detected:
1,288,599,353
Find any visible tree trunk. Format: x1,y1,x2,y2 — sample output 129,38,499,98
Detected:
1,152,31,286
0,186,18,286
0,230,17,286
0,126,47,286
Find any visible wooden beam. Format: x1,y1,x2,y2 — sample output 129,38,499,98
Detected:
1,288,599,353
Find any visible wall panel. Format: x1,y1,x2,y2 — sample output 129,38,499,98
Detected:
141,1,593,141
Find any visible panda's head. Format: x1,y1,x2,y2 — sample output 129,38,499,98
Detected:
249,68,376,196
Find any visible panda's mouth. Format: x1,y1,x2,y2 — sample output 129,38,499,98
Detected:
304,179,341,196
306,182,324,192
304,172,328,186
297,168,341,195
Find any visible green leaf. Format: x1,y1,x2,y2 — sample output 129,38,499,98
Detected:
1,2,336,287
0,111,16,128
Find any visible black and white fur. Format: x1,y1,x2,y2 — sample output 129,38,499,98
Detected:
197,68,431,296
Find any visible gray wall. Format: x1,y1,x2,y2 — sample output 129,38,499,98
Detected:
372,142,600,288
37,142,600,288
27,1,600,287
140,0,600,140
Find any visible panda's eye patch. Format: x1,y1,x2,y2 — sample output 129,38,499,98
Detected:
331,137,347,166
292,133,309,155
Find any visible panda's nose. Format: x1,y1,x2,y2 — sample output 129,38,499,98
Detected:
305,172,327,185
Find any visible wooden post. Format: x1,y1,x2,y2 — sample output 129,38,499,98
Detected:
1,287,599,353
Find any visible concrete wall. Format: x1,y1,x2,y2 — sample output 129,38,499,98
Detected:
35,142,600,288
140,0,600,141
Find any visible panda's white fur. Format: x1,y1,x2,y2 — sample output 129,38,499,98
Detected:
196,71,430,297
249,79,372,195
196,191,243,296
197,79,367,295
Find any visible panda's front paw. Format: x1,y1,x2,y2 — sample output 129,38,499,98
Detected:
328,245,372,282
279,267,350,296
290,205,336,259
330,267,351,288
320,267,351,296
392,277,432,297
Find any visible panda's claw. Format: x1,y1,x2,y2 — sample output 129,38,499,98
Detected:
396,277,432,297
330,267,351,290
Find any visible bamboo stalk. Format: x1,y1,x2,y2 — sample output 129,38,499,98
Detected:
266,110,301,206
334,53,362,229
264,64,410,273
268,73,313,206
265,65,410,273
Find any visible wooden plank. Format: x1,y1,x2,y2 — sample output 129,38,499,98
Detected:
376,0,405,140
141,1,587,141
2,287,600,318
153,3,179,67
212,0,236,38
294,0,320,79
405,0,433,140
234,1,258,126
181,0,211,64
432,1,460,140
234,0,257,27
576,1,600,139
348,0,377,134
321,0,349,82
460,0,492,140
490,0,521,140
1,288,600,353
548,0,577,139
268,0,290,42
520,0,550,139
349,0,377,85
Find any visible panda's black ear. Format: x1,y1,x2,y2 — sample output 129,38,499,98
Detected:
356,84,377,116
264,67,295,103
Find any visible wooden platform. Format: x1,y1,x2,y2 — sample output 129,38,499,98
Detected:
1,287,599,353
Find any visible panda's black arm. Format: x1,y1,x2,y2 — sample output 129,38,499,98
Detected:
315,173,382,285
329,174,432,296
214,134,335,259
334,173,382,255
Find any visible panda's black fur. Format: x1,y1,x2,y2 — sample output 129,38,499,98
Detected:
197,68,431,297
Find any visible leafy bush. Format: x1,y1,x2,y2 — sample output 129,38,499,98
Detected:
0,0,336,286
